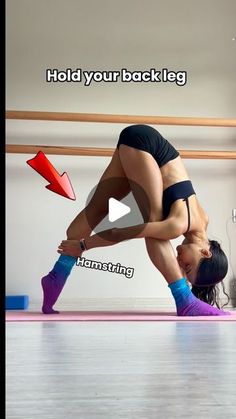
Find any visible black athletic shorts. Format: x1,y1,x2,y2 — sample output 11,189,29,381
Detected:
117,124,179,167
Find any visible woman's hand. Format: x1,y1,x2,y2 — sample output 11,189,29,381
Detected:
57,226,137,259
57,240,83,258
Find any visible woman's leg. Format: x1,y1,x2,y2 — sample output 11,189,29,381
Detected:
118,145,230,315
42,149,131,313
66,149,131,240
118,145,183,284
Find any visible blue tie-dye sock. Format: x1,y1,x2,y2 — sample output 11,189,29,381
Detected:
41,255,77,314
168,277,230,316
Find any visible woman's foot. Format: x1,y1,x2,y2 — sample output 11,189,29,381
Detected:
178,296,231,316
168,278,231,317
41,272,66,314
41,255,76,314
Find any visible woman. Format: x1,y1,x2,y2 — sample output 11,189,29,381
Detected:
42,125,230,315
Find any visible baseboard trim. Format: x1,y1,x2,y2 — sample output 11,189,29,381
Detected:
29,297,236,312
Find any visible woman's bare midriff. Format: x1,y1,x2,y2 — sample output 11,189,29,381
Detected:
160,156,209,230
160,156,190,190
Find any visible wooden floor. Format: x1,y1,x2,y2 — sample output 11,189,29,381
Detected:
6,321,236,419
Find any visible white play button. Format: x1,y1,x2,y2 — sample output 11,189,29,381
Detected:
108,197,131,222
85,176,151,242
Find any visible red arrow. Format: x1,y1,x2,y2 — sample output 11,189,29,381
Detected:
26,151,76,200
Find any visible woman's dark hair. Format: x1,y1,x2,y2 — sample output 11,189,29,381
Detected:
191,240,230,309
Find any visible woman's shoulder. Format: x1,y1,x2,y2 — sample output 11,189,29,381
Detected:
169,195,208,234
166,209,189,236
188,198,209,233
194,198,209,228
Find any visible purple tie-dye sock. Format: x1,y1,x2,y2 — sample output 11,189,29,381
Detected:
168,278,231,316
41,255,77,314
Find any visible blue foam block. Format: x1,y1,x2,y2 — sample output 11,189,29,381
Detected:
6,295,29,310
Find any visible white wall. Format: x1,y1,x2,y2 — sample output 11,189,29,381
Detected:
6,0,236,309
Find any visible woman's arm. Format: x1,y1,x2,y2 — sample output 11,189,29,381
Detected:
58,217,184,257
113,217,184,241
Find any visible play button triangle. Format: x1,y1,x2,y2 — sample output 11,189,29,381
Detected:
108,198,131,222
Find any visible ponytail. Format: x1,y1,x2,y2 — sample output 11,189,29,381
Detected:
194,240,230,308
192,282,230,309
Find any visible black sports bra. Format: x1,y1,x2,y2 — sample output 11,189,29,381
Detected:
162,180,196,234
183,197,191,233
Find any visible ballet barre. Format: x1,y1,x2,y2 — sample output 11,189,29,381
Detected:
6,145,236,160
6,110,236,127
6,110,236,159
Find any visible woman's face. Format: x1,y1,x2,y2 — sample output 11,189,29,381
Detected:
176,242,212,285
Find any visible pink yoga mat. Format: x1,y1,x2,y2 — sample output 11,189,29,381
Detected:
5,310,236,322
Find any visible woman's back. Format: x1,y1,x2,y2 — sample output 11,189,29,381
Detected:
160,155,208,232
160,155,190,190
